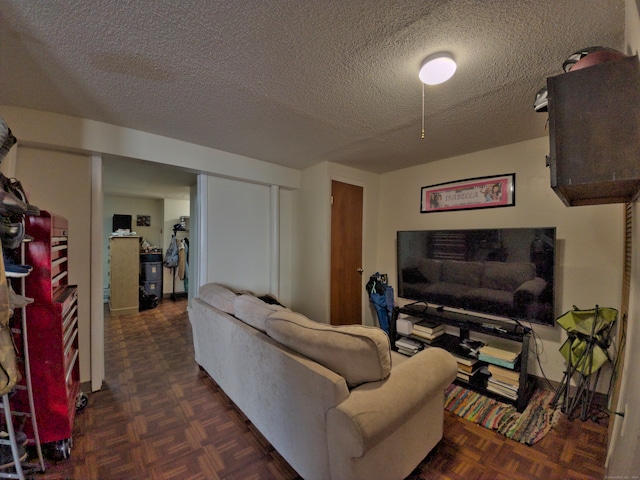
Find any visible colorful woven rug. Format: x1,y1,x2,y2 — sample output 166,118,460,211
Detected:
444,384,562,445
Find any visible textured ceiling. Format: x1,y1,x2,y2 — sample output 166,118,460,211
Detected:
0,1,626,174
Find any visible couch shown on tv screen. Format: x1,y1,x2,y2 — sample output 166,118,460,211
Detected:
397,228,556,326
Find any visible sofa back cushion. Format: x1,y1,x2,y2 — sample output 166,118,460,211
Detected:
198,283,237,315
265,311,391,388
402,257,442,283
233,294,288,332
442,261,483,287
481,262,536,292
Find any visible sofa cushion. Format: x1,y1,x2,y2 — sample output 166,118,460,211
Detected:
465,287,515,312
233,294,287,332
198,283,237,314
402,257,442,283
481,262,536,291
442,261,483,287
265,311,391,388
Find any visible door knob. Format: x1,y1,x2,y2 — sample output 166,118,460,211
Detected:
357,267,364,273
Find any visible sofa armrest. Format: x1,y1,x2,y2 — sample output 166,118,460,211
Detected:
326,347,457,457
515,277,547,298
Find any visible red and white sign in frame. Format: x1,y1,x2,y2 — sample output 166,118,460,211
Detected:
421,173,515,213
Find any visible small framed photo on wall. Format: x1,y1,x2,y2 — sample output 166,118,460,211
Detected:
136,215,151,227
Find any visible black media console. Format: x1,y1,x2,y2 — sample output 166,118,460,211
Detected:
392,303,534,412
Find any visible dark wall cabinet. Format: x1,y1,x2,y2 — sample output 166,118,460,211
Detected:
546,55,640,206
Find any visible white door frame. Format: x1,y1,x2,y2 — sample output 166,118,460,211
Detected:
91,162,202,391
90,154,105,392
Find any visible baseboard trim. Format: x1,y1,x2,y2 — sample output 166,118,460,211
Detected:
529,374,608,408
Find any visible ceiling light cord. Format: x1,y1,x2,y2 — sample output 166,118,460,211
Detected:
419,52,456,139
421,83,425,139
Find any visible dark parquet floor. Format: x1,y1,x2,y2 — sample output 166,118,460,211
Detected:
31,298,609,480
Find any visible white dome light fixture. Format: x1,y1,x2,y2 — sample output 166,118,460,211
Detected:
419,52,456,138
419,52,457,85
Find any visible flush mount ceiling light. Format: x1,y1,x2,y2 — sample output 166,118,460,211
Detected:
420,52,457,138
419,53,457,85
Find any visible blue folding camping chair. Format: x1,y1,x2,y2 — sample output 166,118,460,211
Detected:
366,272,393,335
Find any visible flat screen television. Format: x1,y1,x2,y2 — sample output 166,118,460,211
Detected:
397,227,556,326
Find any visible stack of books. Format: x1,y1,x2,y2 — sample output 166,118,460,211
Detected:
477,341,521,369
455,357,483,383
411,319,444,342
487,364,520,400
395,336,423,356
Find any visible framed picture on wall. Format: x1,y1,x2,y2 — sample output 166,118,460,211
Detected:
136,215,151,227
420,173,515,213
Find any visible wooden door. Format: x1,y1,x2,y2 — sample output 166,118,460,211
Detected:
330,181,363,325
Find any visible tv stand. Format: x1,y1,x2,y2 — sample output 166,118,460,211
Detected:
392,305,534,412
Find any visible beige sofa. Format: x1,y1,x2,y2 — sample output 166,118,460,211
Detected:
188,283,457,480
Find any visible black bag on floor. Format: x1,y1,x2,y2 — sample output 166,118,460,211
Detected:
139,286,159,311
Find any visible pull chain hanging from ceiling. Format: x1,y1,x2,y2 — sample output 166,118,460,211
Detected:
421,83,425,139
419,52,457,139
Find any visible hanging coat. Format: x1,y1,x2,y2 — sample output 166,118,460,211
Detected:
164,235,179,268
177,239,186,280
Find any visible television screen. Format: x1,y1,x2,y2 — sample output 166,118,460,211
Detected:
112,214,132,232
397,227,556,326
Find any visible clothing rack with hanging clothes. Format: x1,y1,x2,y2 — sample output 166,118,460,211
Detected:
164,224,189,301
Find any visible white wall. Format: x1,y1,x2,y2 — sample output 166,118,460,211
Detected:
204,175,272,294
377,137,624,387
194,174,292,306
0,106,301,190
103,156,193,201
292,162,380,325
292,163,331,321
278,188,293,307
605,1,640,475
